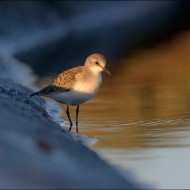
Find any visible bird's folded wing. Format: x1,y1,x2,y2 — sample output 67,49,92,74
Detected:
53,66,84,88
31,67,84,97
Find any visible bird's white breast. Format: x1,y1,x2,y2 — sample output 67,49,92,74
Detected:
73,73,102,94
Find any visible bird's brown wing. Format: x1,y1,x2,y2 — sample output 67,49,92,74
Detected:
31,66,84,97
53,66,84,88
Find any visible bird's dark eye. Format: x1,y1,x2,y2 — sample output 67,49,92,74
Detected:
95,61,99,65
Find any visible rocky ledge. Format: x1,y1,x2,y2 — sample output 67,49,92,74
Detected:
0,77,142,189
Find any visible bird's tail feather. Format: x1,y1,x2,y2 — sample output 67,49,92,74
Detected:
30,85,70,97
30,92,40,97
30,85,55,97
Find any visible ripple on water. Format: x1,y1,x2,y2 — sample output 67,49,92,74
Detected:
37,29,190,188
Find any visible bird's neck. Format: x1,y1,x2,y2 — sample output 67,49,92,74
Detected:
74,67,102,94
84,66,101,78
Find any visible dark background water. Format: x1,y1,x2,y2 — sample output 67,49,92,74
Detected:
12,1,190,74
1,1,190,188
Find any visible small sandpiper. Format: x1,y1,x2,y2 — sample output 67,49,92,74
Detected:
31,53,110,133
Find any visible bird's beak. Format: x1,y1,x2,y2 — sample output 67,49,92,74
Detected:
102,67,111,76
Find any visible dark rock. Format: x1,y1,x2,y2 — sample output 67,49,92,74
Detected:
0,78,142,189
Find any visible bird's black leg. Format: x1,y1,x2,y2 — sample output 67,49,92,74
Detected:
66,106,73,131
76,105,80,133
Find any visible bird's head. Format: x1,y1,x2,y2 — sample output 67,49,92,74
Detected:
85,53,111,75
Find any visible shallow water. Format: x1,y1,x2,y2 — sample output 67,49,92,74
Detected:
38,30,190,188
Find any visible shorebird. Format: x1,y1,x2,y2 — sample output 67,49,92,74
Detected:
31,53,110,133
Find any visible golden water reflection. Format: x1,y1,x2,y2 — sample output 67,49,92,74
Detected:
37,29,190,149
